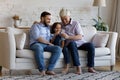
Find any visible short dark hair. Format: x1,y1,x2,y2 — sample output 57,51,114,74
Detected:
51,22,62,34
40,11,51,18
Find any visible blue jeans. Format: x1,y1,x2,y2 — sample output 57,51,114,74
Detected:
30,43,61,71
62,41,80,66
62,41,95,67
78,42,95,67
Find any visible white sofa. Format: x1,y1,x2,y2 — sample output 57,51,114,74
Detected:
0,26,118,73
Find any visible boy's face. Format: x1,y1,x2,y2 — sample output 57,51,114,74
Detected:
54,24,61,33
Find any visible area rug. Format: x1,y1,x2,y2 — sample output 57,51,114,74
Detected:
0,70,120,80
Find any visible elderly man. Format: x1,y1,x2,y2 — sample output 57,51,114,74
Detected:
60,8,96,74
29,11,62,75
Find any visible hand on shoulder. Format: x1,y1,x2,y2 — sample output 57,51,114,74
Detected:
33,21,39,24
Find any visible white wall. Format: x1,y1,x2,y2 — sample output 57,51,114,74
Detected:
0,0,114,28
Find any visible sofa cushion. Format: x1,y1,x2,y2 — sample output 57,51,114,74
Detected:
92,33,109,47
16,47,110,59
16,49,63,59
15,33,26,50
82,26,97,42
78,47,110,57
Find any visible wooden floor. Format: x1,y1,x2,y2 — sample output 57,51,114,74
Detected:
95,60,120,71
114,60,120,71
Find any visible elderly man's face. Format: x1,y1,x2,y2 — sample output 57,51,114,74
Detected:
61,16,70,25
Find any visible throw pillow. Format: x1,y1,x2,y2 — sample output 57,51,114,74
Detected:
92,33,109,47
15,33,26,50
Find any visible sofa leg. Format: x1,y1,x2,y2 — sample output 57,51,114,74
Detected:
110,65,114,71
0,66,2,76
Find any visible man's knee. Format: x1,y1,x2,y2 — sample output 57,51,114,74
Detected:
68,41,77,46
87,43,95,50
32,44,44,52
84,43,95,54
68,41,77,49
54,46,62,53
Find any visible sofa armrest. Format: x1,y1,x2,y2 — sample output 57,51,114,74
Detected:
97,31,118,65
0,31,16,69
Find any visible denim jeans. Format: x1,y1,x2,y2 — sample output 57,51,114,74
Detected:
62,41,80,66
30,43,61,71
62,41,95,67
78,42,95,67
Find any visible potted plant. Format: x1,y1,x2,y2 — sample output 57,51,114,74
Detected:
93,17,109,31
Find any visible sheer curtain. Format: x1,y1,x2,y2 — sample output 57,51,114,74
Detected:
110,0,120,59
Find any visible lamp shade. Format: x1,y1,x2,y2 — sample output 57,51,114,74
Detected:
93,0,106,7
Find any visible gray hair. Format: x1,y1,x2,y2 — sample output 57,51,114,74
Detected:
59,8,71,17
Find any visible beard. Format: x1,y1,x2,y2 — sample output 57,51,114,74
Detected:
43,21,50,27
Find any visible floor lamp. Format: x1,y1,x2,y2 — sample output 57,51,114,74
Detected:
93,0,106,22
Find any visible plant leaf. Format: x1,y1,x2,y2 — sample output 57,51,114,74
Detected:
92,18,98,23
